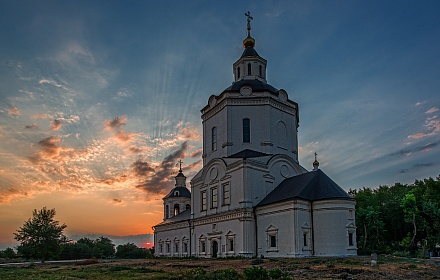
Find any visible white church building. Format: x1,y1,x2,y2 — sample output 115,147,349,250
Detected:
153,15,357,258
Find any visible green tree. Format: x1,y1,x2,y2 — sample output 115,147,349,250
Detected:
0,247,16,259
116,243,147,259
94,236,115,258
14,207,67,261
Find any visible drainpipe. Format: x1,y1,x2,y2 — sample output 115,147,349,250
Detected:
311,201,315,256
253,207,258,258
152,226,156,256
189,219,192,257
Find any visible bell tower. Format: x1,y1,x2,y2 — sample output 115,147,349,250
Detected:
201,12,299,165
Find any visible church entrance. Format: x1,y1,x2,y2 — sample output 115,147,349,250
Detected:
211,241,218,258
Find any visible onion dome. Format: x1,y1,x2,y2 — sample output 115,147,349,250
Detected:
313,152,319,171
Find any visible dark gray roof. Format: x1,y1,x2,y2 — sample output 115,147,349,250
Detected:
155,208,190,226
163,186,191,199
241,47,259,57
257,169,354,207
175,171,185,178
227,149,270,159
223,79,279,95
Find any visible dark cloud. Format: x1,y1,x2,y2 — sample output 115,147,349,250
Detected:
114,131,133,142
30,136,72,163
24,124,39,129
132,160,154,177
183,159,202,172
399,162,438,173
105,115,127,130
38,136,63,158
390,142,439,157
112,198,122,204
128,146,142,154
135,141,188,194
50,119,62,131
190,148,202,158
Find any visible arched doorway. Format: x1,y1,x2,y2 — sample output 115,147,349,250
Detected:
211,240,218,258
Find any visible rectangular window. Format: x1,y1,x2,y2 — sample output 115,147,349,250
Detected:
229,239,234,251
211,188,218,208
303,233,308,247
175,243,179,254
223,183,230,205
166,243,170,253
201,241,206,253
349,232,354,246
243,118,250,143
160,244,163,253
201,191,207,211
184,243,188,253
270,235,276,248
212,127,217,151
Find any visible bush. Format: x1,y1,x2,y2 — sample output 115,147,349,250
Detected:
244,266,268,280
269,267,287,279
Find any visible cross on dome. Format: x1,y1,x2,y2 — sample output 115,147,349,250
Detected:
243,11,255,48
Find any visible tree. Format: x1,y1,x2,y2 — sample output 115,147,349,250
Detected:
14,207,67,261
0,247,16,259
94,236,115,258
116,243,147,259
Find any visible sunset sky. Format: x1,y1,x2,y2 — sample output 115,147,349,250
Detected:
1,1,439,249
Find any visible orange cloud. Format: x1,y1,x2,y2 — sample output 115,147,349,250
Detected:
32,113,54,120
408,115,440,140
426,107,439,114
178,126,201,141
7,106,21,117
105,115,127,130
190,148,202,158
50,119,63,131
31,136,73,163
114,131,133,143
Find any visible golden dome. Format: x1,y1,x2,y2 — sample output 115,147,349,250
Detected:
243,35,255,48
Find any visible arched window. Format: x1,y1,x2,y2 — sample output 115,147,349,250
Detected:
277,121,287,149
165,205,169,219
174,204,180,216
259,65,262,76
243,118,250,143
247,63,251,75
237,66,240,78
212,127,217,151
185,204,191,211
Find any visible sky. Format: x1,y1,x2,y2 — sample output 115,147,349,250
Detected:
0,0,439,249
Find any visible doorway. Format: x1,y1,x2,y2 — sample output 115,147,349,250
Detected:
211,240,218,258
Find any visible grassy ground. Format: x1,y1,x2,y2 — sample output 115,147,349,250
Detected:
0,255,439,279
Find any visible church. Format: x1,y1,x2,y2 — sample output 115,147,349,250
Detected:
153,14,357,258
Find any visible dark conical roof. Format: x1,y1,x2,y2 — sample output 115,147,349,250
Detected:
223,79,278,95
241,47,259,57
257,169,354,207
163,186,191,199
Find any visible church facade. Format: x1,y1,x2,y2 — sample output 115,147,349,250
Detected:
153,16,357,258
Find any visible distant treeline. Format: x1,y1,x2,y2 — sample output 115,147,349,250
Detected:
1,237,153,260
349,175,440,257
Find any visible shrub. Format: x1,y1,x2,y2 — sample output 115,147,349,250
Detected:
269,267,287,279
244,266,268,280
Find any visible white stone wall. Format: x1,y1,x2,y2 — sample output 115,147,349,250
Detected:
256,199,357,258
312,199,357,256
202,91,298,165
154,223,191,257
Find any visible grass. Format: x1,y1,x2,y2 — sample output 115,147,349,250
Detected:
0,256,438,279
